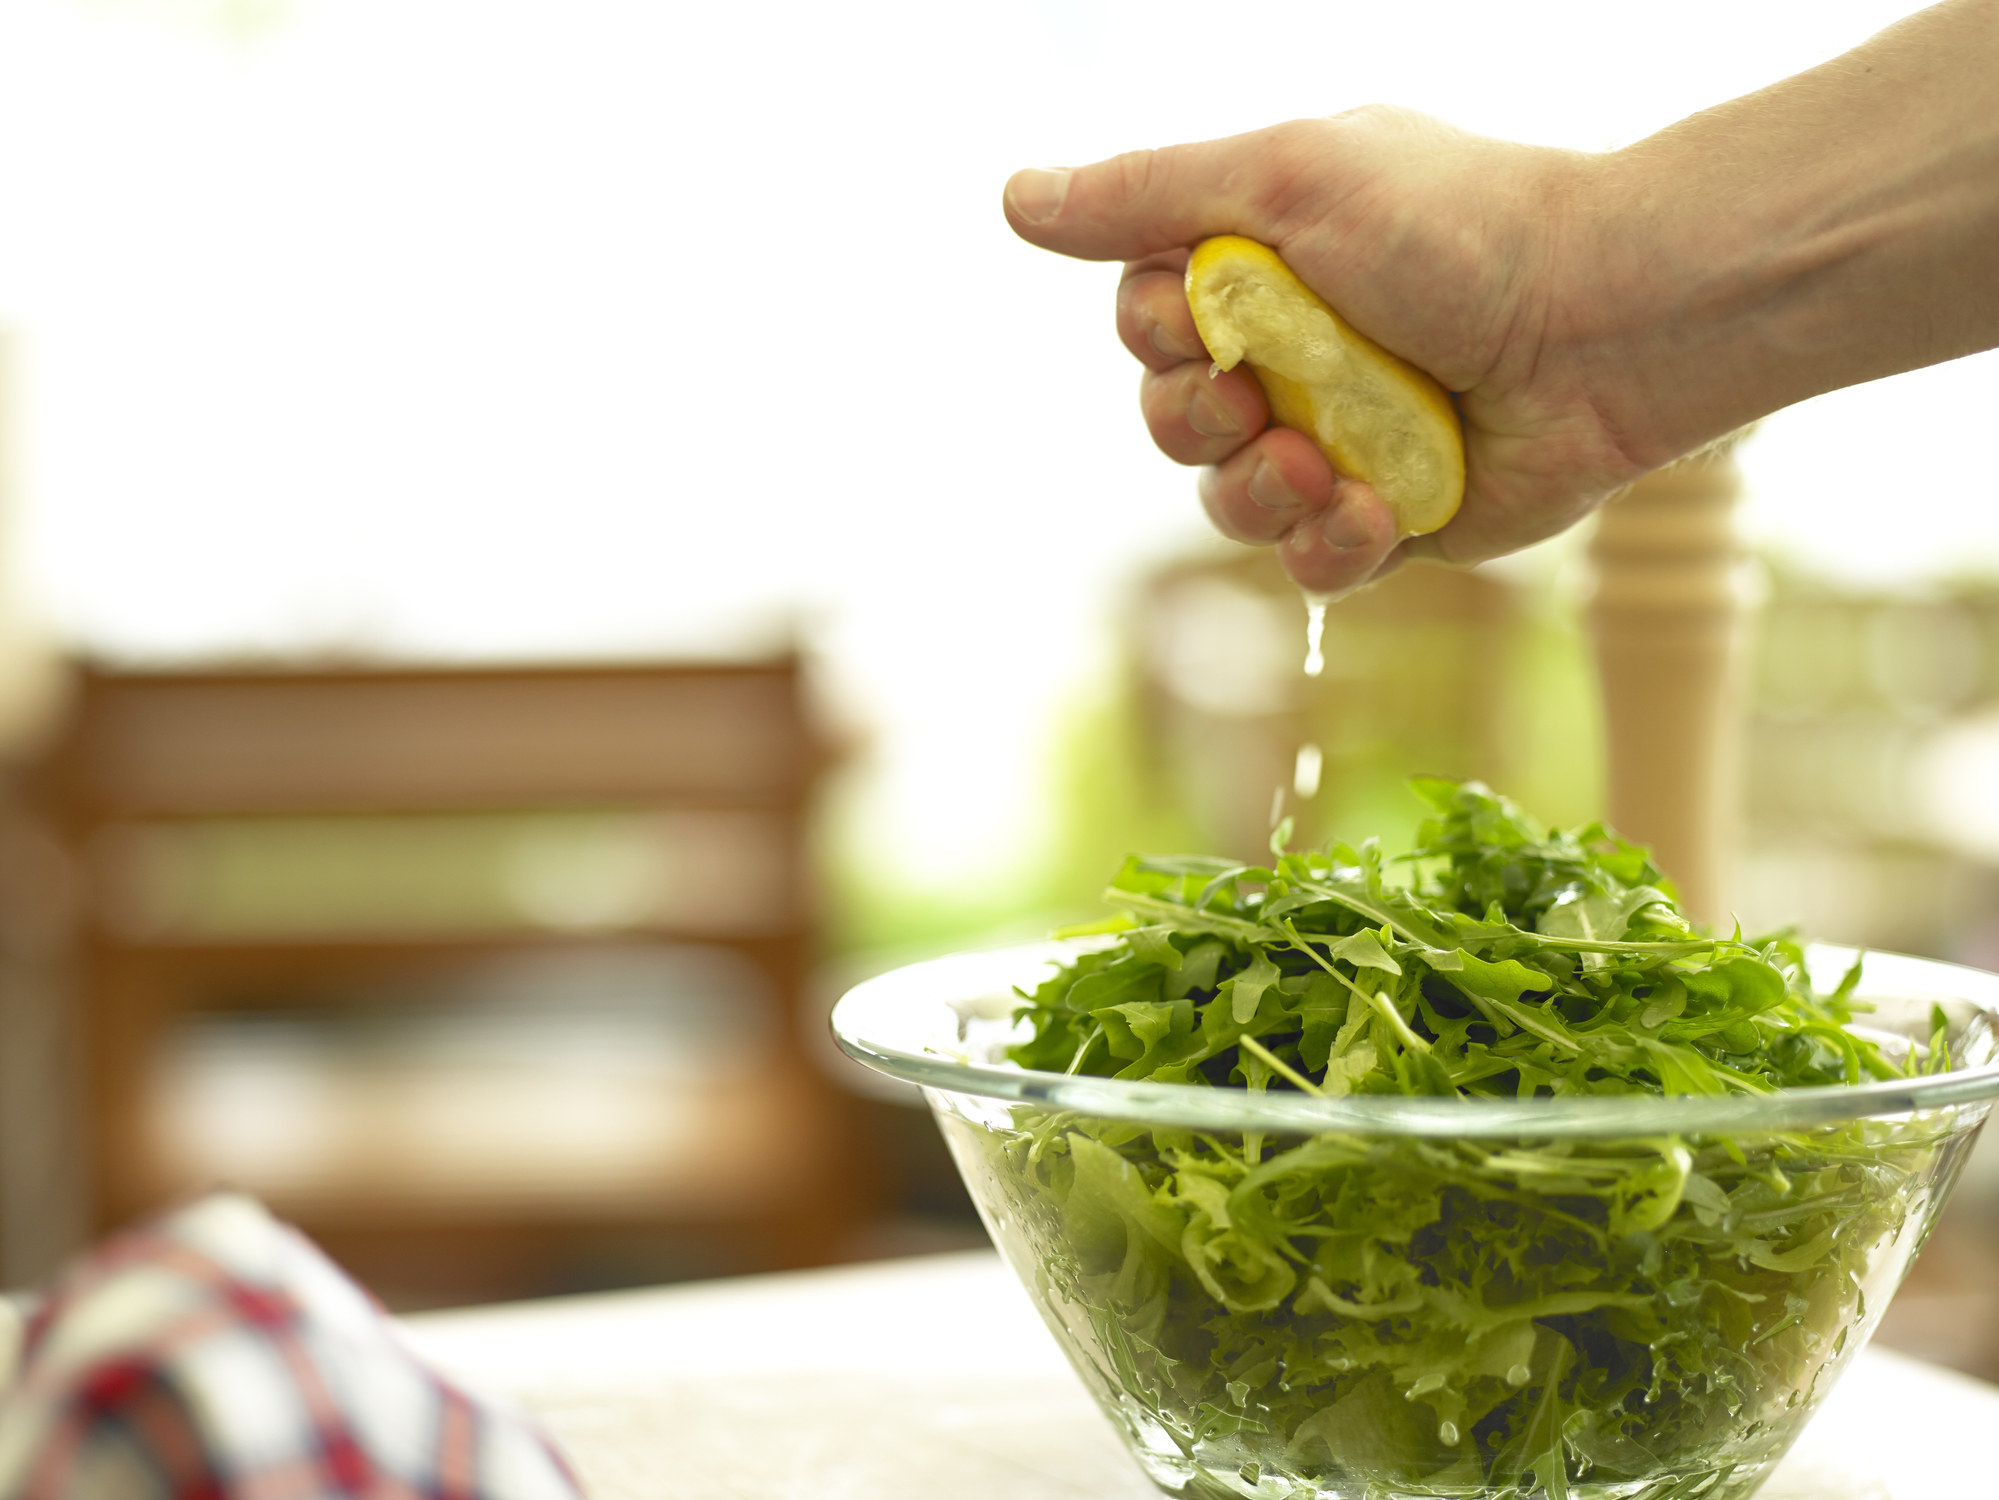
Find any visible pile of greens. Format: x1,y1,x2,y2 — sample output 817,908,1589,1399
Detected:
978,780,1959,1500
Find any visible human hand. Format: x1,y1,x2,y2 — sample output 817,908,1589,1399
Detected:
1009,3,1999,594
1003,108,1676,595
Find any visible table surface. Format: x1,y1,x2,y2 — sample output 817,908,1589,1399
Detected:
402,1250,1999,1500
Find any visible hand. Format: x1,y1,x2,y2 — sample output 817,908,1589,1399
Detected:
1005,1,1999,596
1004,107,1657,596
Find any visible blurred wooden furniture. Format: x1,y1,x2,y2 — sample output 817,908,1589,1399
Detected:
16,658,865,1305
1587,448,1752,925
0,332,90,1286
401,1249,1999,1500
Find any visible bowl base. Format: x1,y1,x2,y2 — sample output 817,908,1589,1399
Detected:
1138,1448,1782,1500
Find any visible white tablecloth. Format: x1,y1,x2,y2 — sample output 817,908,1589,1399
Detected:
403,1250,1999,1500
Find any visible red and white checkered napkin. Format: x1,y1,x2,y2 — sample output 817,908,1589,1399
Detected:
0,1194,583,1500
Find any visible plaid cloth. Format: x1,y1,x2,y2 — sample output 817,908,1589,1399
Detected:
0,1195,582,1500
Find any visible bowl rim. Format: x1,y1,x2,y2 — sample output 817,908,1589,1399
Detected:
830,939,1999,1138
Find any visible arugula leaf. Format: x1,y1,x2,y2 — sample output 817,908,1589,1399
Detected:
991,780,1955,1498
1225,949,1282,1025
1326,928,1402,975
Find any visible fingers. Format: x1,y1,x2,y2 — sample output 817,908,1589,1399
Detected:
1196,428,1400,595
1278,482,1402,597
1116,255,1201,371
1140,363,1268,465
1118,251,1255,464
1003,123,1302,262
1197,428,1332,542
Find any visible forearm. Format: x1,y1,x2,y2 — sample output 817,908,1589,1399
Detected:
1573,0,1999,465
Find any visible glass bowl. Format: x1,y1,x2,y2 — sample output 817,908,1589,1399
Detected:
832,941,1999,1500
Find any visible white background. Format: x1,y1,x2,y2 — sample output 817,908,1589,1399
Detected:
0,0,1985,899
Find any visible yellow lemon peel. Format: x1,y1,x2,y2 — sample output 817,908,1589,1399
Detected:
1186,234,1465,538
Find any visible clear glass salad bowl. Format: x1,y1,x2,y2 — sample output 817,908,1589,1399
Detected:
832,941,1999,1500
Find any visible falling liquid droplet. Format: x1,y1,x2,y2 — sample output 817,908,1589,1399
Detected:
1293,742,1323,800
1280,593,1334,838
1438,1421,1461,1447
1303,597,1328,678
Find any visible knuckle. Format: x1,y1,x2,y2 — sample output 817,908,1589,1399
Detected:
1114,278,1150,352
1137,373,1191,452
1103,146,1167,210
1201,477,1262,543
1246,119,1348,232
1140,369,1235,466
1323,102,1439,140
1117,268,1173,323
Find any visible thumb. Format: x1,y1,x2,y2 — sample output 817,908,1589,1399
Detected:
1003,124,1298,262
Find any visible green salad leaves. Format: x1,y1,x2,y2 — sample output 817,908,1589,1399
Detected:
972,780,1963,1500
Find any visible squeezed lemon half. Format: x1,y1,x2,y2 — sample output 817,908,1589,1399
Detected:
1185,235,1465,538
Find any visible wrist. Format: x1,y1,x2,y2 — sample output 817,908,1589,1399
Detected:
1560,0,1999,470
1553,146,1788,471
